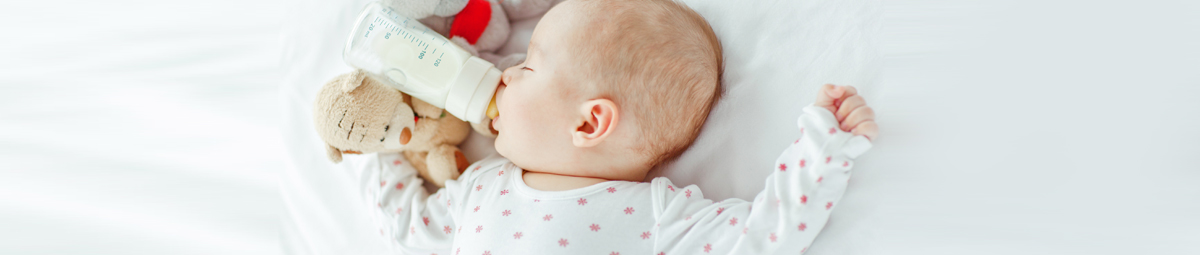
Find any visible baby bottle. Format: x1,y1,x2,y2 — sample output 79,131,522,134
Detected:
343,2,500,124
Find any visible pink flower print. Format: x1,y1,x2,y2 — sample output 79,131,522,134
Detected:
476,185,483,191
577,198,588,206
685,215,692,221
817,176,823,183
828,127,836,134
558,238,570,247
742,227,748,234
410,227,415,234
590,224,601,232
500,189,509,195
685,189,692,198
641,231,651,239
798,223,807,231
514,232,523,239
729,217,738,226
716,207,725,215
392,159,402,165
457,247,461,255
658,252,665,255
395,207,403,214
607,187,616,193
502,210,511,216
624,207,635,215
610,252,620,255
482,251,491,255
826,202,833,210
423,217,430,226
825,156,832,164
843,161,849,167
543,214,553,221
474,165,481,171
778,163,787,171
534,199,540,202
794,138,799,144
769,232,777,242
380,181,386,187
799,159,806,168
801,247,808,253
475,225,483,233
396,182,405,190
474,206,480,212
498,170,504,176
459,226,463,232
444,226,452,234
800,195,808,204
703,243,712,253
668,185,675,192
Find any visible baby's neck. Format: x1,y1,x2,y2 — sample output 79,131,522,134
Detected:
521,170,610,191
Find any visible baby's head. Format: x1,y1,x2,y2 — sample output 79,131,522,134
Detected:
491,0,722,181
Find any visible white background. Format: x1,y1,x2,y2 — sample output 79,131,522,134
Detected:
2,0,1198,254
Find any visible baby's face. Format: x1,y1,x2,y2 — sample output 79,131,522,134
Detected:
491,1,590,173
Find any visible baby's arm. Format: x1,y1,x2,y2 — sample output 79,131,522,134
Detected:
652,85,875,254
350,153,485,254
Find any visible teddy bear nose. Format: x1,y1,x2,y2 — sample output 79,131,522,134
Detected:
399,127,412,145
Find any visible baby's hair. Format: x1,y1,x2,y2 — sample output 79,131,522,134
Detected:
570,0,724,168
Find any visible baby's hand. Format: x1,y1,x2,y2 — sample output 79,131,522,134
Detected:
814,84,878,140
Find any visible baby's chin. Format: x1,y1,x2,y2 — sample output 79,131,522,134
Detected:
492,134,510,158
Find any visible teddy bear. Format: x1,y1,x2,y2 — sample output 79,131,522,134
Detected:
313,70,472,187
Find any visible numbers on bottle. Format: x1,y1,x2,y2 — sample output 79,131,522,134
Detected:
434,59,441,67
419,50,426,59
384,32,390,39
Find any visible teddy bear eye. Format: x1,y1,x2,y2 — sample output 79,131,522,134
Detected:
384,125,390,131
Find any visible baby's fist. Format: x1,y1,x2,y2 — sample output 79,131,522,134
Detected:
814,84,878,140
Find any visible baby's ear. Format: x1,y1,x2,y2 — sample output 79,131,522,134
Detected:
572,99,618,147
336,70,370,93
325,143,344,163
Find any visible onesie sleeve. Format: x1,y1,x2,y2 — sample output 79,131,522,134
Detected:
353,153,497,255
650,105,872,254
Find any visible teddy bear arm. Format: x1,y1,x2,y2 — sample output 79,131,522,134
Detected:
403,150,433,182
425,145,469,186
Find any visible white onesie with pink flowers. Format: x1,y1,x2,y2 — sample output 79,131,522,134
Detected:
352,105,872,255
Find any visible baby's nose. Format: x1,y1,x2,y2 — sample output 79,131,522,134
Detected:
502,66,519,85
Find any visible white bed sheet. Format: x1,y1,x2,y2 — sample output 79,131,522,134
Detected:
274,0,1200,254
1,0,285,254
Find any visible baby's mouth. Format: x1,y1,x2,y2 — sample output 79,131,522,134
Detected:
488,85,505,133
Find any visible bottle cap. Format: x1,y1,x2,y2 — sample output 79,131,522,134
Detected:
446,56,502,124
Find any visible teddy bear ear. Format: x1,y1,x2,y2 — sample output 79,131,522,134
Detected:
325,143,344,163
338,70,370,93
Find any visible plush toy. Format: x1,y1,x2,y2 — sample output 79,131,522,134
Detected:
313,70,472,187
383,0,557,71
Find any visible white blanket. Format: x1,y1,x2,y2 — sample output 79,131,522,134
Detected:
3,0,1196,254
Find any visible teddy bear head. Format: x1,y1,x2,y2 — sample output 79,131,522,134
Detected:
313,70,470,163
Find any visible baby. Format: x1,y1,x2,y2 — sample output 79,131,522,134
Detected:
354,0,879,254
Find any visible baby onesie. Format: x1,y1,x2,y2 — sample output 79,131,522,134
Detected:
351,105,872,255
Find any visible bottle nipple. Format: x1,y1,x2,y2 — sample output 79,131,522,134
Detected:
485,96,499,119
